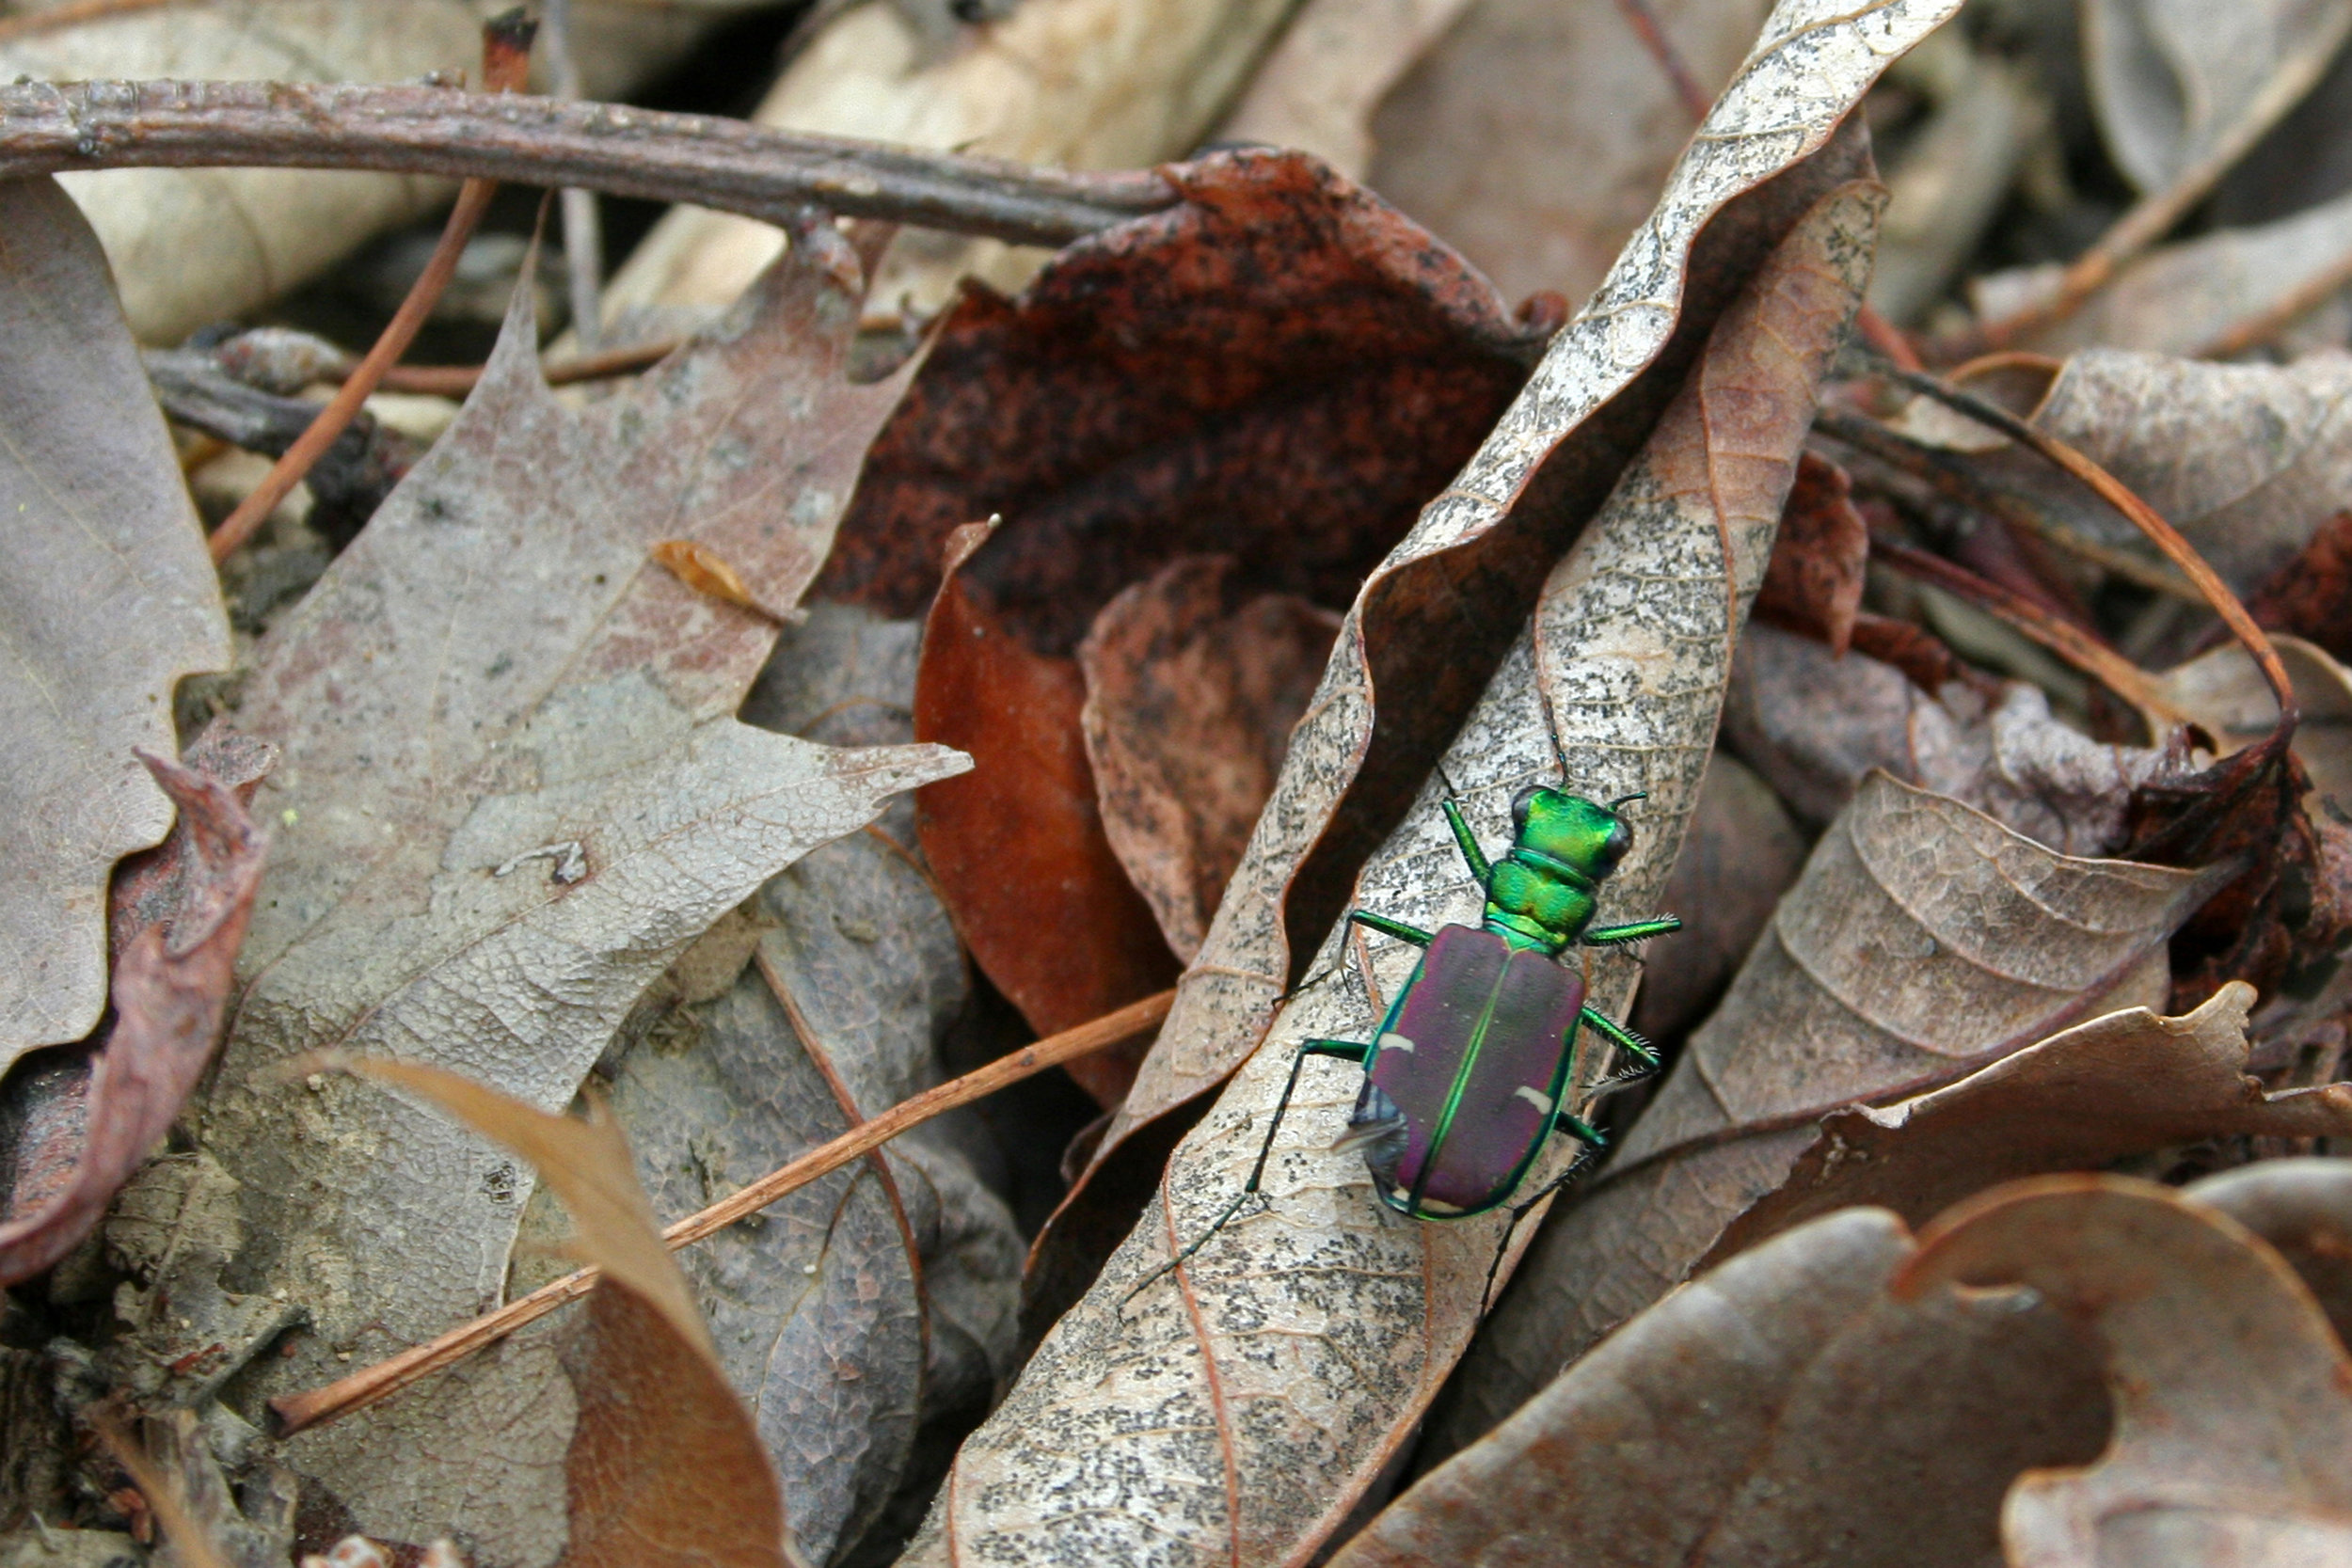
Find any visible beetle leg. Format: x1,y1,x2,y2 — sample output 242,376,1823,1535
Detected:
1578,1004,1662,1082
1582,914,1682,946
1477,1136,1608,1314
1440,797,1492,883
1347,910,1436,947
1122,1039,1362,1307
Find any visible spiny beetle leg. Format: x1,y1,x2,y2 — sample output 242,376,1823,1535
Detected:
1477,1136,1607,1314
1579,1004,1662,1082
1552,1108,1608,1148
1347,910,1435,947
1122,1037,1366,1307
1583,914,1683,947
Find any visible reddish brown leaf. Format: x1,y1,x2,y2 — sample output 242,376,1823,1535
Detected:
914,523,1179,1104
0,749,264,1285
1078,555,1341,963
841,148,1552,1076
1753,451,1868,654
2246,510,2352,663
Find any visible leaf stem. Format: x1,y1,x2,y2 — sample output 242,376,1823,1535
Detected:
266,987,1175,1437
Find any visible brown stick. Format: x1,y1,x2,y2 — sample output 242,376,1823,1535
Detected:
0,0,179,44
0,79,1179,245
1609,0,1709,121
267,987,1176,1437
368,337,681,397
206,20,536,562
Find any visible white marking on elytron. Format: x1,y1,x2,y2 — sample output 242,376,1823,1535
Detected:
1377,1031,1415,1054
1514,1086,1554,1116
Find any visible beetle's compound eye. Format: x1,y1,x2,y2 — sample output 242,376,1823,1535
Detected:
1511,784,1544,830
1596,818,1633,872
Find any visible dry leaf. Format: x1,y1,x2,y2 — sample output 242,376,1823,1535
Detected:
187,229,959,1555
9,0,760,341
329,1056,793,1568
1627,751,1807,1049
0,752,264,1286
907,166,1885,1566
596,0,1299,328
1362,0,1776,306
0,176,230,1061
1724,622,2195,853
1216,0,1479,179
596,604,1022,1566
1081,556,1342,963
2081,0,2352,196
1436,770,2222,1458
1901,1175,2352,1566
2189,1157,2352,1350
1752,451,1868,655
1708,981,2352,1261
826,147,1556,1097
2031,349,2352,594
1330,1206,2106,1568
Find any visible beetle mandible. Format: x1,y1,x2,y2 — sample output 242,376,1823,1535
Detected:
1130,783,1678,1306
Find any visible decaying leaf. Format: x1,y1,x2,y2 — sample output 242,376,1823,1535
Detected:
1363,0,1776,305
828,147,1558,1095
2189,1157,2352,1348
186,228,959,1555
1752,451,1868,656
1724,622,2196,853
904,157,1886,1567
1436,770,2223,1458
1901,1175,2352,1566
1708,981,2352,1261
328,1056,793,1568
0,752,263,1286
0,175,230,1062
2030,349,2352,594
1080,555,1342,964
2081,0,2352,197
1329,1207,2107,1568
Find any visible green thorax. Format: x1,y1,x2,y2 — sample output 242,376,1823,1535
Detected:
1480,788,1632,955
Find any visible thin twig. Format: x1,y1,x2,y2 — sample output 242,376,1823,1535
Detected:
0,79,1180,245
1873,535,2189,727
206,22,534,562
541,0,605,351
2195,244,2352,359
367,337,682,397
1957,54,2344,356
92,1418,232,1568
1864,353,2298,734
267,986,1176,1437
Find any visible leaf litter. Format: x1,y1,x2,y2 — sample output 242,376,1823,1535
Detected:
23,0,2352,1560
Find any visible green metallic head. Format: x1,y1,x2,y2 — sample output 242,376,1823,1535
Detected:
1479,787,1638,953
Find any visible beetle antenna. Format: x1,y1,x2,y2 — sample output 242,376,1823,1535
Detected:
1606,792,1647,812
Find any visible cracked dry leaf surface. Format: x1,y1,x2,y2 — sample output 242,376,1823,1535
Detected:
900,168,1883,1568
188,230,960,1556
1438,770,2225,1456
0,176,230,1062
1903,1176,2352,1567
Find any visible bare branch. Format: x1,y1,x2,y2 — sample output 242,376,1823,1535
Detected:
0,80,1182,245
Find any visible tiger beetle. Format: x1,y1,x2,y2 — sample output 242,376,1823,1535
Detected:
1130,784,1678,1308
